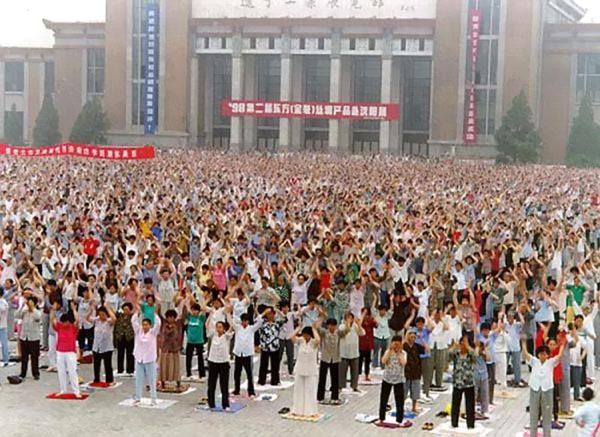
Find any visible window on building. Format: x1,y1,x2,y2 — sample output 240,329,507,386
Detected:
403,58,432,133
212,55,232,149
44,61,55,95
268,37,275,50
349,38,356,50
256,55,280,150
132,0,159,126
250,37,257,49
318,37,325,50
465,0,501,140
576,54,600,104
352,57,381,154
368,38,376,51
5,62,24,93
303,56,330,150
87,48,105,97
4,108,24,144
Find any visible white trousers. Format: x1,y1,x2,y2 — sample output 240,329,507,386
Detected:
48,334,57,367
57,351,80,395
586,338,595,378
496,352,507,388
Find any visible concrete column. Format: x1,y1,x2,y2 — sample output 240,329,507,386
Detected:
328,30,341,154
0,61,5,139
202,59,214,146
338,57,352,153
230,32,244,152
23,62,29,144
189,56,199,145
279,32,292,152
392,59,403,155
243,55,257,149
290,56,303,150
379,30,393,155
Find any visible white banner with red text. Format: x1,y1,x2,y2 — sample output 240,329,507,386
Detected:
464,8,481,145
0,144,155,160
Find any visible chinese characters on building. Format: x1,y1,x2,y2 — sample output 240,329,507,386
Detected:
0,144,155,160
464,9,480,144
144,3,159,135
222,100,400,121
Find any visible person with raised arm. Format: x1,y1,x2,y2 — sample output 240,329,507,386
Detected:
377,335,410,427
290,320,321,418
131,296,162,406
51,300,81,397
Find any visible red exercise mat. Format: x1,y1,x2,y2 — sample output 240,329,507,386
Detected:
87,381,114,388
46,393,89,400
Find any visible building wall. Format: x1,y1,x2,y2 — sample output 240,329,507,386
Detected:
54,48,84,140
104,0,128,132
502,0,543,117
162,0,190,134
539,52,572,163
26,60,44,142
429,0,462,149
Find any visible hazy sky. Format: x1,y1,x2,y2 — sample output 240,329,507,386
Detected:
0,0,599,47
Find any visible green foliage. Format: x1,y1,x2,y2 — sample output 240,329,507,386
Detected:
33,93,61,146
495,91,542,164
4,104,23,145
69,98,110,144
566,93,600,168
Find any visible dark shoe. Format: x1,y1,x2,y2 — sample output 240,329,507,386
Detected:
34,375,40,380
232,392,240,396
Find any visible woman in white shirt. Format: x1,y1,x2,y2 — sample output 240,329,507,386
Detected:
523,340,565,437
291,322,321,418
206,314,234,410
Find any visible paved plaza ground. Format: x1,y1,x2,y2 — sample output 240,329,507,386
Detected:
0,341,591,437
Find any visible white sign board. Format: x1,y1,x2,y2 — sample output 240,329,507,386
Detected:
193,0,436,20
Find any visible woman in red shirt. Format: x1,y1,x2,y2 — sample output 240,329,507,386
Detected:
359,307,377,382
51,301,82,398
548,335,566,430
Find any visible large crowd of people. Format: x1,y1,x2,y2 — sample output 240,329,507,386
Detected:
1,151,600,435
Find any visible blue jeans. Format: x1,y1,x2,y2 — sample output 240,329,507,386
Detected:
509,350,521,383
0,328,8,364
373,337,388,368
135,361,157,402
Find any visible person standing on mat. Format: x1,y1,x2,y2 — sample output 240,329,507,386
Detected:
114,302,135,376
0,289,11,367
257,307,284,387
317,318,342,404
206,313,234,410
522,339,565,437
339,311,365,392
232,311,264,397
449,334,477,429
378,335,409,427
90,303,116,385
16,295,42,380
51,301,81,398
132,299,162,406
403,326,425,414
184,302,207,381
291,322,321,418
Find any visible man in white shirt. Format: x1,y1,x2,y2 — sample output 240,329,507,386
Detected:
232,312,263,397
523,340,565,437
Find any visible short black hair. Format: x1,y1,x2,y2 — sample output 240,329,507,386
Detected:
240,314,250,323
122,302,133,311
142,318,152,325
480,322,491,331
97,306,108,316
191,303,201,312
165,309,178,319
575,315,584,321
391,335,403,343
415,316,425,324
583,387,595,401
326,318,338,327
535,345,550,356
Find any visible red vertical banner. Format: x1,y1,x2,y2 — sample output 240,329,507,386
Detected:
464,9,481,144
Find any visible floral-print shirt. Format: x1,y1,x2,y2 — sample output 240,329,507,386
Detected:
449,349,477,389
259,320,284,352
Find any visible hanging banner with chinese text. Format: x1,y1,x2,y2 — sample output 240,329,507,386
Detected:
464,8,480,145
0,144,155,160
144,2,159,135
222,99,400,121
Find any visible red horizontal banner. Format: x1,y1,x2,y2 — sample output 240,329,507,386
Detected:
0,144,155,160
222,99,400,121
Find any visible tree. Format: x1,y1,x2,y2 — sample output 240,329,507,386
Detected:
33,93,61,146
69,98,110,144
4,104,23,145
495,91,542,164
566,93,600,167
